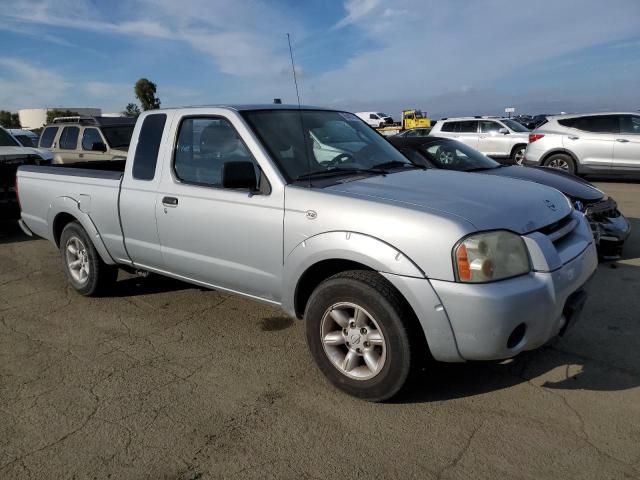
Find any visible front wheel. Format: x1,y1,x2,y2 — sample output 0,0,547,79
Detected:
304,270,421,402
60,221,117,296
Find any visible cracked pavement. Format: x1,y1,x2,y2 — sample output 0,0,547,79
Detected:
1,181,639,479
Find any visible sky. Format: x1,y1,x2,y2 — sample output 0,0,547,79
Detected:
1,0,639,119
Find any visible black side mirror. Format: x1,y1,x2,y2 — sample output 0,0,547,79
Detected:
91,142,107,152
222,161,257,191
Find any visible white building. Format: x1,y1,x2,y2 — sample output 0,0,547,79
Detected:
18,107,102,129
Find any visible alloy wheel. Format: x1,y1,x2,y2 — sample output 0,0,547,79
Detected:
65,236,90,284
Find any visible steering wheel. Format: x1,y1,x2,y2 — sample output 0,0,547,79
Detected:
435,146,458,168
327,152,356,166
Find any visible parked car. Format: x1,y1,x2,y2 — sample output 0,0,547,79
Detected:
429,116,530,165
389,136,631,259
355,111,395,128
1,126,51,218
17,105,597,401
38,116,136,164
7,129,38,147
524,112,640,176
391,127,432,138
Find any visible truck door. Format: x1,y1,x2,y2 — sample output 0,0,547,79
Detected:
478,120,509,158
118,113,169,268
155,113,284,303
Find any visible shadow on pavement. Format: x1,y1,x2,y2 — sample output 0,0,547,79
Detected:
0,219,33,245
105,273,199,297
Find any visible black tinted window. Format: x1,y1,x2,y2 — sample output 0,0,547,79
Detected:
458,121,478,133
39,126,58,148
59,127,79,149
620,115,640,134
441,121,457,132
82,128,103,150
132,114,166,181
559,115,619,133
174,117,257,187
0,129,19,147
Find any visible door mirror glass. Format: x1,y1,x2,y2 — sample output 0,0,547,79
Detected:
91,141,107,152
498,127,509,135
222,161,257,190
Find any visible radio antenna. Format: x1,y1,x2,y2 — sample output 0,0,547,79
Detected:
287,33,301,106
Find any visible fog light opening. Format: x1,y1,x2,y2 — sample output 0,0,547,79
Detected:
507,323,527,349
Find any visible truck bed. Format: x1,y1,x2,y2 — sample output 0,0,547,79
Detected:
17,161,126,252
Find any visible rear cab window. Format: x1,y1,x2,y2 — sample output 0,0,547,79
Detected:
39,126,59,148
132,114,167,181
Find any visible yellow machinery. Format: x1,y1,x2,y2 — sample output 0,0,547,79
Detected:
402,109,431,129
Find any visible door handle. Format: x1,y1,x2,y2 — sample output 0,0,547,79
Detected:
79,153,84,158
162,196,178,207
568,136,579,140
616,138,629,143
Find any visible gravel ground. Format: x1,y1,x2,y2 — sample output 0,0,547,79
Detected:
1,181,639,479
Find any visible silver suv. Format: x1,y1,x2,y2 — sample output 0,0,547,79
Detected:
524,112,640,175
429,116,530,165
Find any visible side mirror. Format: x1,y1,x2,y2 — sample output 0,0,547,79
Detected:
498,127,509,135
222,161,257,191
91,141,107,152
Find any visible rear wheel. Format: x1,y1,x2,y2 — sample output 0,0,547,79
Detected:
59,221,117,296
304,270,421,402
544,153,576,175
512,145,526,166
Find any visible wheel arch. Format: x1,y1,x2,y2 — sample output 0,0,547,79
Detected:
510,142,528,158
48,197,116,265
283,231,425,318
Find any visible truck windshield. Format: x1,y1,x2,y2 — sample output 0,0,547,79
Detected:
241,109,412,183
0,129,20,147
101,125,135,149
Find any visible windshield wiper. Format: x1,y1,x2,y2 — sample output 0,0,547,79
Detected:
373,160,427,170
295,168,385,181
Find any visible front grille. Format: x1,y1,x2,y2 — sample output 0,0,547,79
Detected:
537,213,578,243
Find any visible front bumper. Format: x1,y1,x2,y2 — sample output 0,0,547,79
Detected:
429,240,597,361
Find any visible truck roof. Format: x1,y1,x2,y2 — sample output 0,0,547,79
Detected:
157,104,334,113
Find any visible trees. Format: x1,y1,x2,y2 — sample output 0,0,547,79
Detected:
46,109,80,124
0,111,21,128
134,78,161,111
122,103,141,117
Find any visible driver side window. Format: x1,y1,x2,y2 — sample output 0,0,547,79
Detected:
174,117,257,187
480,121,501,133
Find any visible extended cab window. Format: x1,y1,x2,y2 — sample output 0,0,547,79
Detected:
39,126,58,148
82,128,103,151
174,117,258,188
59,126,79,150
132,114,167,181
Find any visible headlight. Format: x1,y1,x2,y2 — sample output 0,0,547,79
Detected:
453,230,530,283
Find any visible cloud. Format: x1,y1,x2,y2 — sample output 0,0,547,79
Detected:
0,58,70,110
333,0,381,29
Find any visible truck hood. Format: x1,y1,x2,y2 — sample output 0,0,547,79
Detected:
479,165,603,202
325,169,571,234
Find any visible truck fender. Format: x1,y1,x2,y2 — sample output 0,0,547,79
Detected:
47,196,117,265
281,231,424,315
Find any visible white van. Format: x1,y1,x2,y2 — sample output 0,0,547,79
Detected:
355,111,394,128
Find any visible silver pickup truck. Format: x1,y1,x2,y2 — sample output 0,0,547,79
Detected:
17,105,598,401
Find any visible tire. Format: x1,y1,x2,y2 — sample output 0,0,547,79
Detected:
59,221,117,296
544,153,576,175
304,270,423,402
511,145,526,166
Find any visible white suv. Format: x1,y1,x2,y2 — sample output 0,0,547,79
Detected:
524,112,640,176
429,117,530,165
